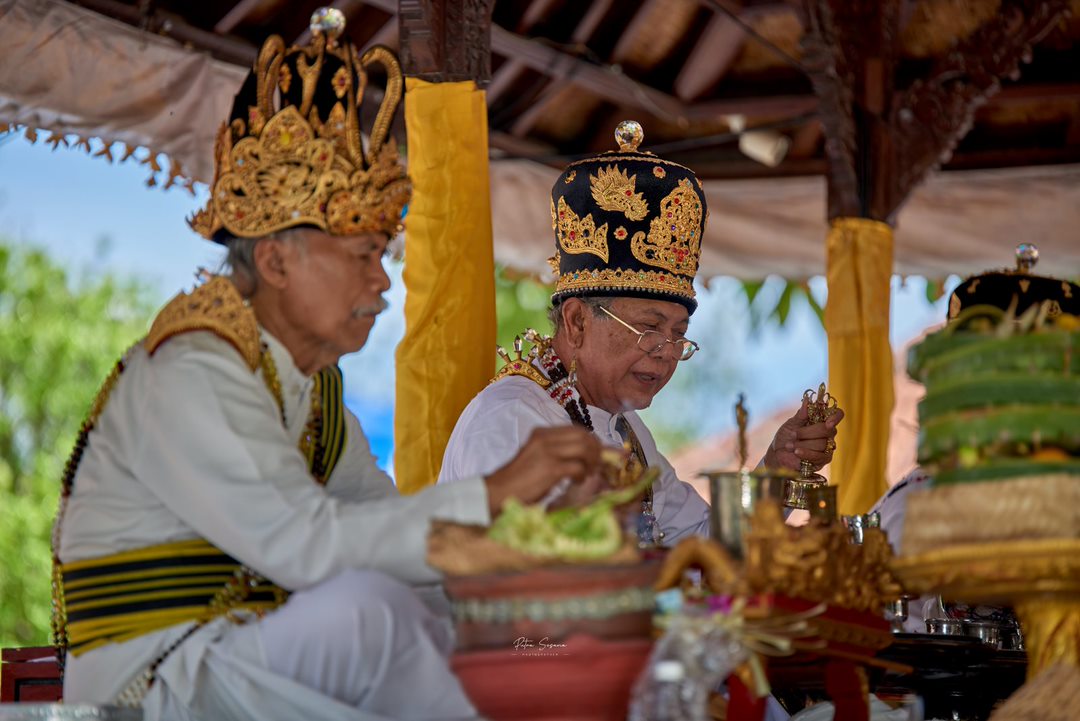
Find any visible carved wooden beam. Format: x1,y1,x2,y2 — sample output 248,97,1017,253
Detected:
674,12,747,101
509,0,633,138
213,0,278,34
802,0,903,219
803,0,1070,221
71,0,258,65
398,0,496,83
888,0,1070,213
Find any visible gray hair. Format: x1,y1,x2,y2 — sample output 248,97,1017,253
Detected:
221,228,308,296
548,296,609,336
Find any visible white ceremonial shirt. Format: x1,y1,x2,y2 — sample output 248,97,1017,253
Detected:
58,328,490,719
438,374,710,545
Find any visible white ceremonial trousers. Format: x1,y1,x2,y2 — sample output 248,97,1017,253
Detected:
57,329,490,720
437,374,710,545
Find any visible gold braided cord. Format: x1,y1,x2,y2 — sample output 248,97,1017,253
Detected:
555,266,695,301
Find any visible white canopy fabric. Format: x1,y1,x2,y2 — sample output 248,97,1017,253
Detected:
0,0,245,183
491,159,1080,281
3,0,1078,281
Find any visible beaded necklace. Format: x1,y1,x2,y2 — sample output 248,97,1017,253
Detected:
527,330,593,432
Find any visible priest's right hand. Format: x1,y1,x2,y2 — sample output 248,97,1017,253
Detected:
483,426,603,516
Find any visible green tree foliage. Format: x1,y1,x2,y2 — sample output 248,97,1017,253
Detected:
0,241,155,647
494,266,553,356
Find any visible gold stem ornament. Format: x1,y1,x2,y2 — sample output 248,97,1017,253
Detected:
735,393,749,471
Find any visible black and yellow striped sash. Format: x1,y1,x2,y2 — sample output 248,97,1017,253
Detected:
55,359,348,657
308,366,347,483
62,539,286,656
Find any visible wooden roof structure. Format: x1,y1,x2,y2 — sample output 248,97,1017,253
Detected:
64,0,1080,181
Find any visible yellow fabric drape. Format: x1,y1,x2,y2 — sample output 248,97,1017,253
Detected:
394,78,496,494
825,218,895,515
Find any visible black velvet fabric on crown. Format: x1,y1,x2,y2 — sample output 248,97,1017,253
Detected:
548,121,707,315
948,246,1079,321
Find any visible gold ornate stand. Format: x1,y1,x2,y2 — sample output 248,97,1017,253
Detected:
892,538,1080,680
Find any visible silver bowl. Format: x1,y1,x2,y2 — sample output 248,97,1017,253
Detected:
701,468,789,559
925,618,964,636
964,620,1002,648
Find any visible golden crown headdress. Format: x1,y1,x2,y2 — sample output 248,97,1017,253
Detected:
189,8,411,242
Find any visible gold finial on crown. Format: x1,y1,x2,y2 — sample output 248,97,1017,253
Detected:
614,120,644,152
1015,243,1039,274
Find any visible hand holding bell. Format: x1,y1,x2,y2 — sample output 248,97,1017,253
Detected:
781,383,842,510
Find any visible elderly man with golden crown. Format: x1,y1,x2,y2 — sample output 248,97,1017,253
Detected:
439,121,843,547
52,13,602,721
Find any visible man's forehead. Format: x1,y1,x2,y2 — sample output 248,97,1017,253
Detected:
609,297,689,325
300,228,387,250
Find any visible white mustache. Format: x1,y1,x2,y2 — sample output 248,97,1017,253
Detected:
351,297,389,319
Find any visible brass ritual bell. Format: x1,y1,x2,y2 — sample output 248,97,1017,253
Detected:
783,383,840,510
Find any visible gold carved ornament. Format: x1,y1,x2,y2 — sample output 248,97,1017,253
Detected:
630,178,703,277
589,164,649,221
553,195,609,262
146,276,262,371
189,35,410,240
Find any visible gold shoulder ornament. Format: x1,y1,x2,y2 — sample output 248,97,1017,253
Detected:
145,275,261,371
492,330,551,389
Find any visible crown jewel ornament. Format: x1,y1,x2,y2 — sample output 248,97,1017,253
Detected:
310,7,346,42
614,120,644,152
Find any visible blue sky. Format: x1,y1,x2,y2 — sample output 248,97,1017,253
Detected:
0,134,955,472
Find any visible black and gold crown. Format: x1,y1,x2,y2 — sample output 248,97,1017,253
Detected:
189,8,410,242
549,121,707,314
947,244,1079,321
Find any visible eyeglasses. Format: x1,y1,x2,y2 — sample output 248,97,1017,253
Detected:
599,306,700,361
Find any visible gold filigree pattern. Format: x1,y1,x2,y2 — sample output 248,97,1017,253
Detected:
655,503,902,614
331,66,350,98
278,64,292,94
892,538,1080,600
556,266,695,301
741,503,902,614
547,252,560,276
631,178,703,276
1013,600,1080,680
146,276,261,370
189,35,410,240
590,165,649,221
555,196,609,261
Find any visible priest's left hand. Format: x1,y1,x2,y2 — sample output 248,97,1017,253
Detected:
762,399,844,472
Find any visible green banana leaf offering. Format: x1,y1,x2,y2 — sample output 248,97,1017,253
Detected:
487,468,659,561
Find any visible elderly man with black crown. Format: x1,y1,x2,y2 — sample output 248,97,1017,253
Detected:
439,121,843,547
52,11,603,721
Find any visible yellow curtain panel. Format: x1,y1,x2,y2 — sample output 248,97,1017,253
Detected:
394,78,496,494
825,218,895,515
